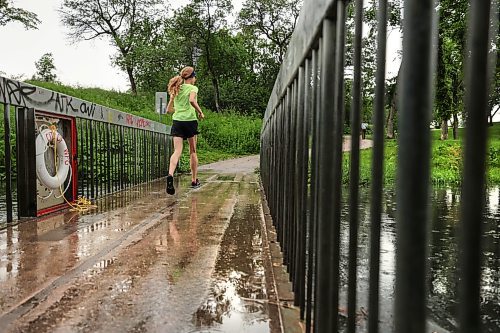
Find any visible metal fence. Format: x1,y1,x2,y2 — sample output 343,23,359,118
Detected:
1,77,171,222
260,0,495,332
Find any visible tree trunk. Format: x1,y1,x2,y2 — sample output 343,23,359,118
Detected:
211,76,221,112
440,120,449,140
126,66,137,95
205,45,221,112
386,65,401,139
386,99,396,139
453,113,459,139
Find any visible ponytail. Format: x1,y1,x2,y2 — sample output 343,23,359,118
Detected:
167,66,195,98
167,75,183,97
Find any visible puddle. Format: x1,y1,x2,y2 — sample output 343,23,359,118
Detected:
193,182,270,333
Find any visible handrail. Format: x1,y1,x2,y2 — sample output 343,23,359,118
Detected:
0,76,167,133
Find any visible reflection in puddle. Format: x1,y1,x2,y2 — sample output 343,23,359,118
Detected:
338,186,500,332
193,200,270,333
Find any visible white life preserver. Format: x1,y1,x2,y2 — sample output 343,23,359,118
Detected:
35,128,70,189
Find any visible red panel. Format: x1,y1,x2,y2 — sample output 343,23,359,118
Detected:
35,111,78,216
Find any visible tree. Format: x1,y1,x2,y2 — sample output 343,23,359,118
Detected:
59,0,165,94
171,0,233,112
434,0,467,140
238,0,301,65
0,0,40,29
345,0,402,131
33,53,57,82
487,0,499,126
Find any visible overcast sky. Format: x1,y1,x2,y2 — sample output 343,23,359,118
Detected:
0,0,401,92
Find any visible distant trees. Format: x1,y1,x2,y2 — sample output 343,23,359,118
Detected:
57,0,299,113
0,0,40,29
59,0,166,95
33,53,57,82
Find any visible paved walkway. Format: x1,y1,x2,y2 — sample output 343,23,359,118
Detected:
0,140,375,332
0,162,281,333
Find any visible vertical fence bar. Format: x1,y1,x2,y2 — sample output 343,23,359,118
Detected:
331,1,347,329
315,18,338,333
306,46,319,333
106,123,111,194
134,128,138,186
296,62,308,318
4,103,13,223
293,79,298,283
458,1,492,332
85,119,90,198
89,120,95,199
142,130,147,184
114,126,119,192
100,122,104,197
119,126,123,190
290,80,297,282
395,0,434,331
368,0,387,331
347,0,364,331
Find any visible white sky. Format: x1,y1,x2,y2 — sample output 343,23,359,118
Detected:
0,0,400,92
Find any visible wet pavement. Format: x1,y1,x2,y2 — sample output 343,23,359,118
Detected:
0,162,282,332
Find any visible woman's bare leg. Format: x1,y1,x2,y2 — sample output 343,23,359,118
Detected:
168,137,184,176
187,136,198,182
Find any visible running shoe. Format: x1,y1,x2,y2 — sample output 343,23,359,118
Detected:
166,175,175,195
191,179,201,189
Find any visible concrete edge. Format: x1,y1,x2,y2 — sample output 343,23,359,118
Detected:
259,181,304,333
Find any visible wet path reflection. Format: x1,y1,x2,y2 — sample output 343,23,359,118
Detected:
0,172,272,333
337,186,500,333
192,180,270,333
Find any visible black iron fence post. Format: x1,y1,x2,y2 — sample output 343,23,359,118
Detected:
458,1,493,332
3,103,13,223
395,0,434,331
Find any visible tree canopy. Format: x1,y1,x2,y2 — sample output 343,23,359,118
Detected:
0,0,40,29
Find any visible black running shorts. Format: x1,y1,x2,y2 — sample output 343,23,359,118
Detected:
170,120,199,139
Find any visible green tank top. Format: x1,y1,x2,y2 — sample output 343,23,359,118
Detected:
172,84,199,121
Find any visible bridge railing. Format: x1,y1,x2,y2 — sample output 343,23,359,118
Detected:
260,0,495,332
1,77,171,222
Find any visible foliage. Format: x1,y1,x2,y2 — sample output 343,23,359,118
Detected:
11,81,261,175
238,0,302,64
0,104,16,180
0,0,40,29
33,53,57,82
59,0,166,94
343,124,500,186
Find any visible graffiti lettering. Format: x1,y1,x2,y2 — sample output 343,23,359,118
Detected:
0,77,37,106
136,118,151,129
126,114,134,125
79,102,96,118
1,76,165,133
52,93,78,114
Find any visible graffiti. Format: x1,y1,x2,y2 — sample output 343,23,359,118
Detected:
126,114,134,126
0,76,166,133
0,77,36,107
79,102,96,118
53,93,79,114
136,118,151,129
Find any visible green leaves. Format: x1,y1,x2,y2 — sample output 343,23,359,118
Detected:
33,53,57,82
0,0,40,30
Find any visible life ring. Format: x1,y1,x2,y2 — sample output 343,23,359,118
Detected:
35,128,70,189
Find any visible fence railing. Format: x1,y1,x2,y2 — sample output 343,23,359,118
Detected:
260,0,495,332
1,77,171,223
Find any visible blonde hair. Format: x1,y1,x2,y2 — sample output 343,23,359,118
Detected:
167,66,195,97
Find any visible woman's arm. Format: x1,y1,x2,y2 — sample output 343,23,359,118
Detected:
167,96,175,114
189,91,205,119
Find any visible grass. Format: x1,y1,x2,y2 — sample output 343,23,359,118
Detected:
343,123,500,186
0,81,262,177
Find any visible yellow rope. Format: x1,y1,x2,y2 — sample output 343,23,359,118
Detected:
50,125,97,213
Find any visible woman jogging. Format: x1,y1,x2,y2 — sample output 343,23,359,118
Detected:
166,66,205,195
